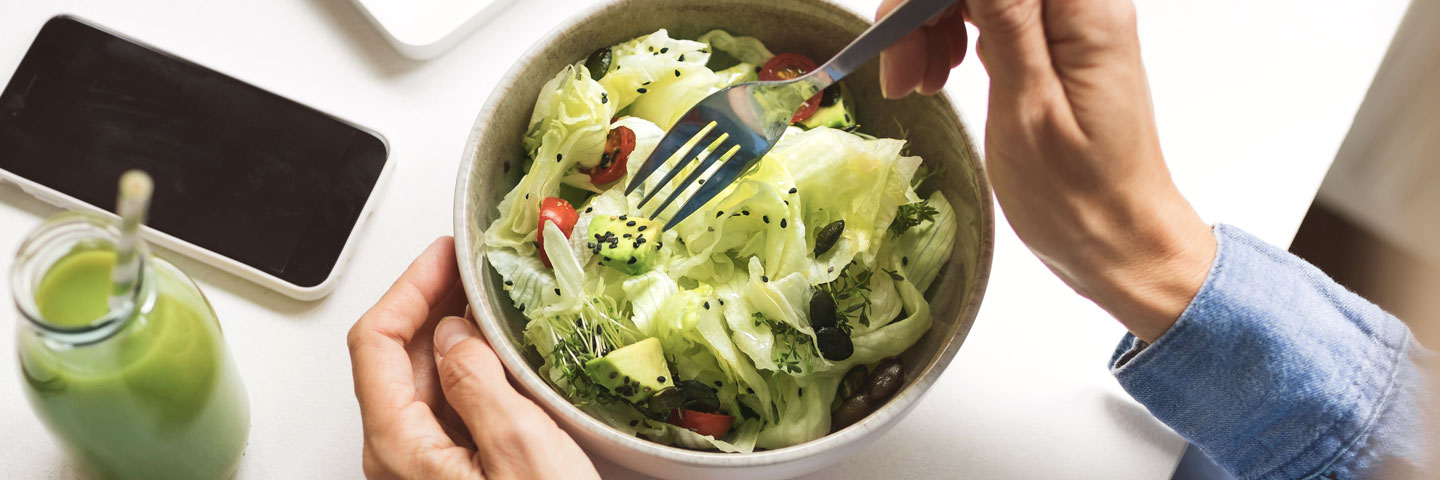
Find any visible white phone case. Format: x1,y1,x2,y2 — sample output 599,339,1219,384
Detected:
0,155,393,301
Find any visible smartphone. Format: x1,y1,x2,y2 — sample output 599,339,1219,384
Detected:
0,16,391,300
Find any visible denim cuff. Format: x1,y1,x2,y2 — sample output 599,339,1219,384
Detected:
1109,224,1413,479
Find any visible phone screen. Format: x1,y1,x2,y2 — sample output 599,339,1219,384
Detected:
0,16,388,288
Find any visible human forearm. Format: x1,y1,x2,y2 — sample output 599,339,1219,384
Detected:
1111,224,1429,479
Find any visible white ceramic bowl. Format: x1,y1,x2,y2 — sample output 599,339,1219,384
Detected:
454,1,994,478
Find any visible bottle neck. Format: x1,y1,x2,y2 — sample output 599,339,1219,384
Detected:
12,212,155,348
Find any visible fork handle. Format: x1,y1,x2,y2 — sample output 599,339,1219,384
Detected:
812,0,959,86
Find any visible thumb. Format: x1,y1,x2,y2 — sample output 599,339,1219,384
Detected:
433,316,579,479
966,0,1061,111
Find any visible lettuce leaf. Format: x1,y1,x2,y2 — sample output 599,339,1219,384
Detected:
487,65,615,253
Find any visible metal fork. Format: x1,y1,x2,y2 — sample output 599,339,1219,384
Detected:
625,0,958,230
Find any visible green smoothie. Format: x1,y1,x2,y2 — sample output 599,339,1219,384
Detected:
18,247,250,480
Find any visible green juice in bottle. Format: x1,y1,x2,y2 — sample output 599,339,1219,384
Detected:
13,212,250,479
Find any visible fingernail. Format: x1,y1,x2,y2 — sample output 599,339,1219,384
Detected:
435,316,476,357
879,54,899,99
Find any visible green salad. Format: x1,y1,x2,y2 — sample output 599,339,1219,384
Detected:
481,29,957,452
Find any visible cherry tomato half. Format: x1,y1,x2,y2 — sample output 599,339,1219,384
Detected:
585,126,635,186
537,197,579,268
668,409,735,438
759,53,822,123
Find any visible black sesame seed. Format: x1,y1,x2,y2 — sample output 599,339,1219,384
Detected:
554,288,561,295
619,215,628,220
626,220,636,227
674,69,681,77
601,92,609,104
660,47,669,53
762,215,770,223
761,275,769,282
716,211,724,218
623,233,632,238
623,376,631,384
747,387,755,394
902,256,909,266
678,54,686,61
703,301,710,310
633,241,640,248
585,207,593,213
642,81,652,86
610,372,618,379
780,218,788,228
656,242,663,248
789,187,798,194
525,193,530,199
713,380,723,387
657,376,667,383
743,210,750,216
504,280,513,286
844,114,852,123
718,299,724,305
627,257,637,264
698,179,705,185
519,304,526,311
637,87,648,93
637,225,648,231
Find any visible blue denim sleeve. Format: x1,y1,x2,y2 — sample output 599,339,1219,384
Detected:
1110,224,1433,480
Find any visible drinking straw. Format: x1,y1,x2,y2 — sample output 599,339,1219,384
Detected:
109,170,153,313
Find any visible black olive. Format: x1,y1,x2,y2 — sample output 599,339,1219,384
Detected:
809,290,837,329
818,83,844,107
675,379,721,413
839,365,868,399
814,220,845,256
831,393,872,431
815,326,853,361
584,47,613,80
867,358,904,402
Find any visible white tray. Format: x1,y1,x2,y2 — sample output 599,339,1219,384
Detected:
351,0,515,59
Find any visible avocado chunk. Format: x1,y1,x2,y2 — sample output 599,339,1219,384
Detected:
585,337,673,402
798,83,857,130
586,214,660,275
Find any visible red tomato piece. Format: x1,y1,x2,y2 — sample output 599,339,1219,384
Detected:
536,197,579,268
759,53,822,123
585,126,635,186
668,409,735,438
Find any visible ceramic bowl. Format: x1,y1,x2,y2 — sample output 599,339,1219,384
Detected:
454,0,994,478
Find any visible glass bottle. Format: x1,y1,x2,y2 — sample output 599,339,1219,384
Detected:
12,212,250,480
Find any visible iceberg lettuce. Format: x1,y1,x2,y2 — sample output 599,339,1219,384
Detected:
480,28,960,452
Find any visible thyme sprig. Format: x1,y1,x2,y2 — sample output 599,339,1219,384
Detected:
821,262,875,332
753,312,812,374
888,200,938,238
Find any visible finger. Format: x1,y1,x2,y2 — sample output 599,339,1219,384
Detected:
349,237,460,430
434,317,597,479
967,0,1059,101
945,8,969,68
918,26,952,95
877,0,926,99
880,29,929,99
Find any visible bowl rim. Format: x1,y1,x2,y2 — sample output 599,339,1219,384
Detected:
453,0,996,468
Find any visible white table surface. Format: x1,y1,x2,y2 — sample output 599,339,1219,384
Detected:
0,0,1412,478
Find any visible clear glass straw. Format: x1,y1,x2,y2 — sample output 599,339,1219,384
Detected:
109,170,153,313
